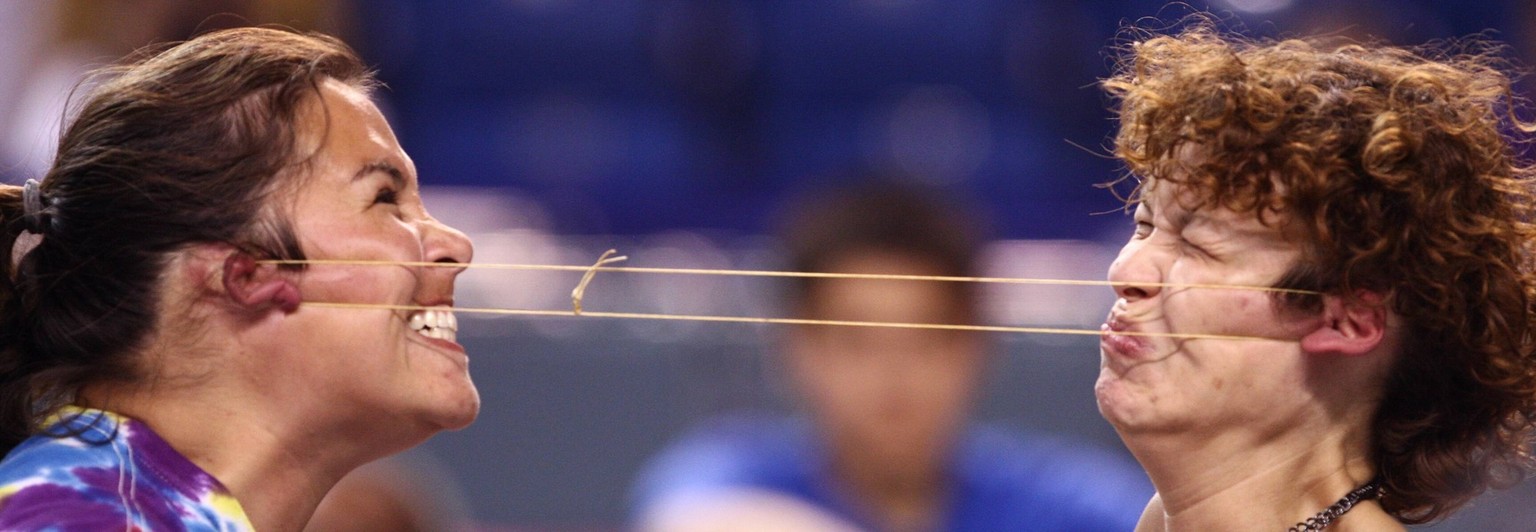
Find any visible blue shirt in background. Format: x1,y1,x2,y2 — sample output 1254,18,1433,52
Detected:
631,414,1151,531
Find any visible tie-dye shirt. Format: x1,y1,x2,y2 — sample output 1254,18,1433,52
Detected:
0,407,254,531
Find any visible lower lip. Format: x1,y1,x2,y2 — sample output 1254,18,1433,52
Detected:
417,334,467,355
1100,326,1148,359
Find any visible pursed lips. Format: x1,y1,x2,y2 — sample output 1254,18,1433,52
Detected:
1100,309,1153,359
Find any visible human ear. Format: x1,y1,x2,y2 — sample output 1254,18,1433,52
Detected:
221,253,301,313
1298,292,1388,356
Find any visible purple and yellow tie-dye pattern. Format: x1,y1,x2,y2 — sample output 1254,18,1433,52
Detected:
0,408,253,531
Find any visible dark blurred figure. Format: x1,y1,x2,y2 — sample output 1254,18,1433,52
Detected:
630,179,1150,531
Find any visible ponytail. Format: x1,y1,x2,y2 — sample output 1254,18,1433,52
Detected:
0,184,42,452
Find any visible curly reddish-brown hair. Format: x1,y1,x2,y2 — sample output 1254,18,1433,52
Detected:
1104,24,1536,524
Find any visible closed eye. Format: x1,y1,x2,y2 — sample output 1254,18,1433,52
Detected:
1131,204,1154,239
1133,221,1153,239
1178,235,1217,259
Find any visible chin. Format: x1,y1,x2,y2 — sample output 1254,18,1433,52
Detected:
406,382,481,434
1094,372,1145,429
1095,385,1196,440
436,387,482,431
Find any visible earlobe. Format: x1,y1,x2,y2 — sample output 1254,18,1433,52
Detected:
1298,293,1388,356
222,253,301,313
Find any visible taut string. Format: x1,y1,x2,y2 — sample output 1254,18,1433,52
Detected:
301,302,1279,342
257,258,1321,295
257,252,1311,342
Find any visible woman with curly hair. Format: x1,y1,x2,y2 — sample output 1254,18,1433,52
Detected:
1096,23,1536,531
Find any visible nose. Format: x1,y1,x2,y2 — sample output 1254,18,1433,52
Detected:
1108,240,1161,301
422,217,474,275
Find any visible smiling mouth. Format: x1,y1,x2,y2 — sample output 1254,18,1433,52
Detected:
408,306,459,343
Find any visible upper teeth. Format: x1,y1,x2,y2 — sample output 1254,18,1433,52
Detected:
409,307,458,342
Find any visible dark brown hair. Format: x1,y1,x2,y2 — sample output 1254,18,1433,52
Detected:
1104,23,1536,523
0,27,375,453
779,179,984,319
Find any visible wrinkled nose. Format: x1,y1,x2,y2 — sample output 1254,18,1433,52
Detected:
1108,240,1161,301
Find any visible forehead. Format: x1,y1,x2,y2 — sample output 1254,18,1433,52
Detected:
290,79,399,163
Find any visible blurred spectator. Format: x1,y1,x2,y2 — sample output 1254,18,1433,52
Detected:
629,179,1151,531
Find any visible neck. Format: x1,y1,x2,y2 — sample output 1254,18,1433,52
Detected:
81,370,402,532
1122,424,1395,532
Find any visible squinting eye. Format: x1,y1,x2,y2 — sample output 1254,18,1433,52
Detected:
1133,221,1154,238
374,187,399,205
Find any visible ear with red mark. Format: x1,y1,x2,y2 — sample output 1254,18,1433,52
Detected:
1298,293,1388,356
222,253,301,313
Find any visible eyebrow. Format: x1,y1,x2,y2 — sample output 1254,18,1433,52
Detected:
353,161,405,189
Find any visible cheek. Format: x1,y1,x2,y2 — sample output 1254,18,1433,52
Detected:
805,359,878,410
912,350,979,398
1161,289,1274,336
305,308,401,341
298,266,417,305
791,354,882,422
278,311,404,391
300,213,423,260
296,226,425,299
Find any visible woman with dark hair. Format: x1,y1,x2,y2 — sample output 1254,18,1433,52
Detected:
0,27,476,530
1096,23,1536,531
